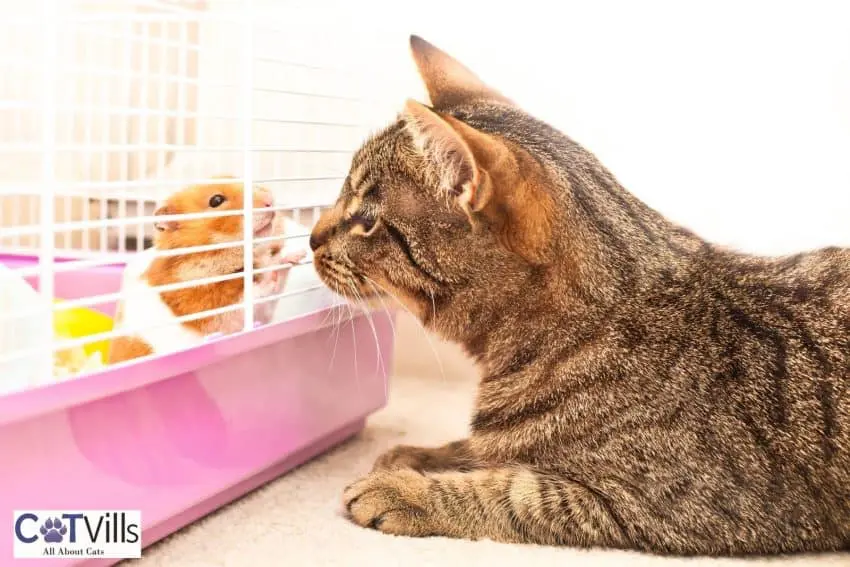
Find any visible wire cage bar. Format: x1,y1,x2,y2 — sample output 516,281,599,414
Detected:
0,4,398,561
0,0,394,393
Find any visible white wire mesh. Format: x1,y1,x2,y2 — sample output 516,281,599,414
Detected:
0,0,394,394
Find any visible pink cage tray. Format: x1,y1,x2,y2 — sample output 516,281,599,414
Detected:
0,253,393,566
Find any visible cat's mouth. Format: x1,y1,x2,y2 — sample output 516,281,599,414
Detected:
314,255,387,302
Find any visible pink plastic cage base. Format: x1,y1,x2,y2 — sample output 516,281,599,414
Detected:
0,253,394,566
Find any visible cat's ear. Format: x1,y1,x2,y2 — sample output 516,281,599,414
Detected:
409,35,510,108
405,99,555,265
403,98,493,212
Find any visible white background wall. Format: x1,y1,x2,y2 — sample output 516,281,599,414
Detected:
3,0,848,258
299,0,850,257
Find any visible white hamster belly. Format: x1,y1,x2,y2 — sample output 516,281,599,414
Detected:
118,250,203,355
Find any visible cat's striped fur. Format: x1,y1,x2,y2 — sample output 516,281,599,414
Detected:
310,36,849,555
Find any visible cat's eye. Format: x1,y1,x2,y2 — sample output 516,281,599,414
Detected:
349,213,376,234
208,194,226,208
364,183,380,200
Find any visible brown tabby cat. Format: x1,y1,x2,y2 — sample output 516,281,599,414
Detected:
309,35,850,556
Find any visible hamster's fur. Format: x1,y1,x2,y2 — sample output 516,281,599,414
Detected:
108,178,306,364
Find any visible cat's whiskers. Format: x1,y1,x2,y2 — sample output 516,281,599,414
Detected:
366,276,446,384
327,293,344,372
340,278,363,395
314,258,343,332
366,279,395,401
318,287,340,329
349,280,386,381
429,290,438,328
354,285,385,387
329,266,358,372
328,276,357,383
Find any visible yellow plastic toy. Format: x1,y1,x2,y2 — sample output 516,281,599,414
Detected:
52,299,114,361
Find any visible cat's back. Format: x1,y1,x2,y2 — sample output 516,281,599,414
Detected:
658,244,850,475
699,244,850,349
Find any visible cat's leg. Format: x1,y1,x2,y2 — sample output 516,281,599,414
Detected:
372,439,477,473
342,466,629,548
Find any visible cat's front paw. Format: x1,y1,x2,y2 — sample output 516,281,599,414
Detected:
372,445,438,472
342,469,436,537
372,440,475,473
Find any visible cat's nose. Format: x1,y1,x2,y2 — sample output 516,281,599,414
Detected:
309,229,329,252
310,204,343,251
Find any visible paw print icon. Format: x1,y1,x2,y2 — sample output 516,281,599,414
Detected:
39,518,67,543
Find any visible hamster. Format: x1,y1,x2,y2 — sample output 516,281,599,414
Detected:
108,177,306,364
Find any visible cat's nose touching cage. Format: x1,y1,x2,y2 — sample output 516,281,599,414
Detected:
0,1,396,560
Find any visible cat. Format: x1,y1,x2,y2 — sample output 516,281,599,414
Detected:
309,35,850,556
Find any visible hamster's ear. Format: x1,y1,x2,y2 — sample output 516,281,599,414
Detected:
154,205,178,232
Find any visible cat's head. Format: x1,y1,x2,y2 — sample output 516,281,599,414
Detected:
311,36,568,340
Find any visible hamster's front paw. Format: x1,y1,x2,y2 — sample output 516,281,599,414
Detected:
280,249,306,266
251,272,280,326
253,269,283,298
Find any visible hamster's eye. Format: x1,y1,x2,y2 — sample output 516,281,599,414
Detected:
208,194,226,208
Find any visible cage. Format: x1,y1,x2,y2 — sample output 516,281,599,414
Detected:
0,0,396,563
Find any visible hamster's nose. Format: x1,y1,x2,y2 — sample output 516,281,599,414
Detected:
254,188,274,208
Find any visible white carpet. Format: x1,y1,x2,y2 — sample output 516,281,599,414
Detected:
132,314,849,567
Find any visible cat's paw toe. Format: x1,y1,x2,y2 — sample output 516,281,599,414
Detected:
342,469,434,537
372,445,432,472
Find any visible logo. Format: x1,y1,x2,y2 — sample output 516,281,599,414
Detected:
39,517,67,543
13,510,141,559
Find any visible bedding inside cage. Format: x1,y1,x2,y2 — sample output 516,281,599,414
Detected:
0,251,338,398
1,254,125,316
